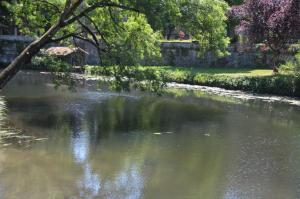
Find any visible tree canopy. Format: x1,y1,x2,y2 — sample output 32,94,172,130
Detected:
9,0,230,59
139,0,230,56
0,0,230,88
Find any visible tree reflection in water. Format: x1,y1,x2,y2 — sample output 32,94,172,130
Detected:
71,128,101,198
70,103,145,199
1,72,300,199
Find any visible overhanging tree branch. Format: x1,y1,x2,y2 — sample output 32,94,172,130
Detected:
36,0,61,13
83,14,110,48
64,2,139,26
77,19,107,64
0,0,140,88
61,0,84,21
108,7,125,32
48,32,82,43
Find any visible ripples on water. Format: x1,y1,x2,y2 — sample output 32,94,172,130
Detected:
0,72,300,199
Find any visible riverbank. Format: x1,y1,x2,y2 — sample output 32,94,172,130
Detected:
85,66,300,98
6,70,300,107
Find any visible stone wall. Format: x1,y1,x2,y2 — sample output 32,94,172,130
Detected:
74,39,101,65
0,35,34,65
161,42,272,68
0,36,101,67
0,36,272,68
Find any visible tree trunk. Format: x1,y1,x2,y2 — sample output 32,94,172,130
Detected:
0,23,62,89
272,50,280,73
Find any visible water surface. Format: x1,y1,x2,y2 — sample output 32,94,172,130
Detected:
0,72,300,199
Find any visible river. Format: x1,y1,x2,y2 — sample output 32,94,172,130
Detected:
0,71,300,199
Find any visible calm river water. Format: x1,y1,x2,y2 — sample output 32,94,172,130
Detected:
0,72,300,199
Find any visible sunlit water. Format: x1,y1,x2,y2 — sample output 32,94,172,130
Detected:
0,71,300,199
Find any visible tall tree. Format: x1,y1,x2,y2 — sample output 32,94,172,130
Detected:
230,0,300,70
140,0,230,56
0,0,230,88
178,0,230,57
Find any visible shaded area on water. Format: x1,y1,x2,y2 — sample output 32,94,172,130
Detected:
0,72,300,199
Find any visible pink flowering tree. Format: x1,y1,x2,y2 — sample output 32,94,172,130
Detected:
230,0,300,70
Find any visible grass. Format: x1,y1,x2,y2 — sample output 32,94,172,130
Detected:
130,66,273,77
85,65,300,97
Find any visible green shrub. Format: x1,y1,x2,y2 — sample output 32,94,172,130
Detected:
85,65,300,97
85,65,166,93
30,55,72,71
31,55,75,89
280,51,300,74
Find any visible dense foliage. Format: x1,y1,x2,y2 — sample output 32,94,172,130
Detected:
0,0,233,88
280,51,300,74
7,0,230,62
139,0,230,57
31,55,76,90
0,0,12,26
230,0,300,67
88,11,161,65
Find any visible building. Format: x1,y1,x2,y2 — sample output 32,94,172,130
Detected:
45,47,89,66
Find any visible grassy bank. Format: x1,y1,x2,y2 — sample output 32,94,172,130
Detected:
85,65,300,97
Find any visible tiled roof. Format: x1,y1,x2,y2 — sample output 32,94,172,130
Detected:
45,47,88,56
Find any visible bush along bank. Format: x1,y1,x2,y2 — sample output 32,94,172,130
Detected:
85,65,300,98
192,74,300,97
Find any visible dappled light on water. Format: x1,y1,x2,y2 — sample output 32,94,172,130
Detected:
0,72,300,198
0,96,21,146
